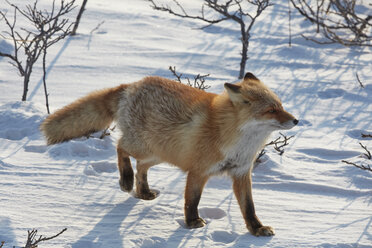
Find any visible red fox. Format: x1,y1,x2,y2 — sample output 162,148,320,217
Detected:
41,72,298,236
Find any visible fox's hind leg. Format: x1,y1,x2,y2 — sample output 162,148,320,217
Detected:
135,160,158,200
117,145,134,192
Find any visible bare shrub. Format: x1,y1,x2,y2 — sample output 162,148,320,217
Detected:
0,0,76,113
256,133,295,162
290,0,372,46
169,66,211,90
342,142,372,172
147,0,273,79
23,228,67,248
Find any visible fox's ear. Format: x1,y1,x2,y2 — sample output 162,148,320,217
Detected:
224,83,243,103
244,72,259,81
224,83,241,93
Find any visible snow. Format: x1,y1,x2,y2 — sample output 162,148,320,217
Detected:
1,0,371,247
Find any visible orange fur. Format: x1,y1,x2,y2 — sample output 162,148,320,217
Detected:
40,84,127,145
41,73,297,236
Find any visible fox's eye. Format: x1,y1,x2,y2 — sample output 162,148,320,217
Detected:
243,100,249,104
268,109,277,113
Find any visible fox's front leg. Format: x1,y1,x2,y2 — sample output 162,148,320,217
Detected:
184,172,209,228
232,172,275,236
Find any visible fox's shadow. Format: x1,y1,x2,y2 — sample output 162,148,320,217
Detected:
71,197,139,248
70,195,196,248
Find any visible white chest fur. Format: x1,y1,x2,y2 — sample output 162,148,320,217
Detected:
208,120,272,177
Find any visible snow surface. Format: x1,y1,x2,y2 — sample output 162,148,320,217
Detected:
0,0,371,247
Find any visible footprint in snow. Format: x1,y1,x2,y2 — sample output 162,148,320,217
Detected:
174,207,226,229
199,207,227,220
83,162,117,176
210,230,239,244
334,116,352,123
365,84,372,92
138,237,166,248
24,145,47,153
317,89,345,99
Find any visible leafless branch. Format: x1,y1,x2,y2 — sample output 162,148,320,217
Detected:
255,149,266,163
99,125,116,139
169,66,211,90
71,0,88,35
148,0,229,25
361,133,372,138
256,133,295,162
24,228,67,248
342,142,372,172
90,20,105,34
268,132,295,155
290,0,372,47
355,72,364,88
86,125,116,139
0,8,26,76
147,0,273,79
359,142,371,159
169,66,183,83
0,0,76,109
287,0,292,47
342,160,372,172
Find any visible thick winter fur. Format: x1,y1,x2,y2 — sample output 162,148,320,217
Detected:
41,73,298,236
41,85,127,145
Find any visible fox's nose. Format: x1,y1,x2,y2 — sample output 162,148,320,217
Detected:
293,119,299,125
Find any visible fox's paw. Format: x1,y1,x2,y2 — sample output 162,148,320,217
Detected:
136,190,158,200
253,226,275,237
119,179,133,192
186,218,206,229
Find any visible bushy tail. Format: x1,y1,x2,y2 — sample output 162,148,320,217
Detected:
40,84,127,145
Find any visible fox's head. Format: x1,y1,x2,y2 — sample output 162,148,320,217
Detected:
224,72,298,131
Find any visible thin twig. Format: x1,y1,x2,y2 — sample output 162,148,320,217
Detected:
342,142,372,172
290,0,372,47
272,132,294,155
99,127,110,139
361,133,372,138
90,20,105,34
342,160,372,172
256,133,294,162
287,0,292,47
169,66,182,83
42,45,50,114
355,72,364,88
255,149,266,163
359,142,371,159
24,228,67,248
169,66,211,90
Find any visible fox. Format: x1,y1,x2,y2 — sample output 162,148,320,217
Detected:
40,72,298,236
